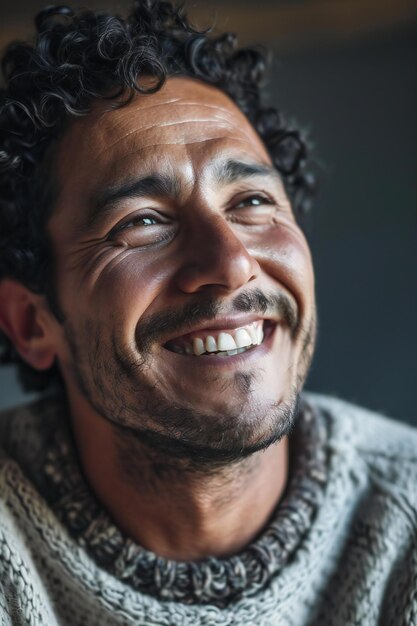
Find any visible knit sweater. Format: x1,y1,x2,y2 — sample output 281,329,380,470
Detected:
0,391,416,626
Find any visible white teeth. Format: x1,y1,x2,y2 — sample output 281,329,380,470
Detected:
248,325,258,344
171,321,266,356
257,325,264,344
193,338,205,356
205,335,217,352
217,332,237,351
234,328,253,349
216,346,249,357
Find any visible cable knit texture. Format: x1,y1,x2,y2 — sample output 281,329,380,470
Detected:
0,390,416,625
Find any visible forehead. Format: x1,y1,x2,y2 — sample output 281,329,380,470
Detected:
54,78,271,202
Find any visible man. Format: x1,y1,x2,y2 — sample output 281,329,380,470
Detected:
0,1,415,624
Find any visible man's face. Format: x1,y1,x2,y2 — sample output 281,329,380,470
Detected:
47,77,317,464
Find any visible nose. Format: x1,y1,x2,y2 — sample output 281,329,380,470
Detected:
174,214,260,294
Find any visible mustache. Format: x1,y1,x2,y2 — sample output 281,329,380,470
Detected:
135,288,299,354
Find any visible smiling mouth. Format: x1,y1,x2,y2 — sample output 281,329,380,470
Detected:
164,320,275,357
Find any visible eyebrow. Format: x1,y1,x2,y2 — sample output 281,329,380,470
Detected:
85,173,181,230
84,158,280,232
212,159,280,186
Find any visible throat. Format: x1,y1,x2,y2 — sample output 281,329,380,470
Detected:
106,431,289,560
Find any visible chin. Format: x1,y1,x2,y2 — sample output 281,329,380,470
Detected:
145,383,297,454
117,388,300,471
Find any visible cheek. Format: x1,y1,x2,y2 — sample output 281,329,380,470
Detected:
254,224,315,312
62,249,174,337
101,255,173,323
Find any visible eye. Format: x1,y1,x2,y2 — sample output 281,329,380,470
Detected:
110,214,159,235
228,193,277,225
107,211,175,246
234,195,272,209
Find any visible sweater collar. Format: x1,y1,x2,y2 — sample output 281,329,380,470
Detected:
39,393,329,607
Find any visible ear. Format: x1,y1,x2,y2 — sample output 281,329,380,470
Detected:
0,279,57,370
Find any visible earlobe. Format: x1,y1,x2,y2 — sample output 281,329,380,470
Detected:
0,279,57,371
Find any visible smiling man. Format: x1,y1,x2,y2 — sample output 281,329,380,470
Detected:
0,2,416,625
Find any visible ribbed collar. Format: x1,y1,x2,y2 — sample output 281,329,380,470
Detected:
37,394,329,607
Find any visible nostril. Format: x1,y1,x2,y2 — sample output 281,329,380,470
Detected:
175,261,258,294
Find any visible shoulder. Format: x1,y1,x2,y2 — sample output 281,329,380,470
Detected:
301,392,417,623
0,396,68,614
304,390,417,452
303,390,417,496
0,394,66,477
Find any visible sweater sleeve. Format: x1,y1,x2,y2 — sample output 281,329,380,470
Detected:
0,527,42,626
0,461,58,626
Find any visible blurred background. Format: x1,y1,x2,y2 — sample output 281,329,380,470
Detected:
0,0,416,424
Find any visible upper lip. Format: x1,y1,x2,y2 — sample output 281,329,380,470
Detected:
163,315,276,345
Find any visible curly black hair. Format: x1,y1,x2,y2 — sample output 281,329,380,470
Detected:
0,0,315,393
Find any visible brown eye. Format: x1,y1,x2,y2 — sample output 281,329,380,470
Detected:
107,210,176,247
139,217,158,226
108,212,164,239
227,192,278,227
235,195,273,209
112,215,159,234
236,196,263,209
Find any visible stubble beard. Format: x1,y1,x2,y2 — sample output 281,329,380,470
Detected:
62,291,317,472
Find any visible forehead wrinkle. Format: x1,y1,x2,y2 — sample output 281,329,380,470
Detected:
93,99,242,134
92,100,193,136
89,90,258,159
89,97,183,137
105,136,268,170
95,117,240,160
92,99,226,137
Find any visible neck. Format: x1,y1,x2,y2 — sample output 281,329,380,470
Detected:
68,394,289,561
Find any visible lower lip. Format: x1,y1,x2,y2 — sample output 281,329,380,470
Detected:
162,322,278,369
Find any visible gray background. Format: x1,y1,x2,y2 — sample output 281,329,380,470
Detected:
1,1,416,424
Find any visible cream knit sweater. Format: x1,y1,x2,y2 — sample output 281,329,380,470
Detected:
0,391,416,625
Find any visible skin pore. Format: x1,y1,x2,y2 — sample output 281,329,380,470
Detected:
15,78,317,560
